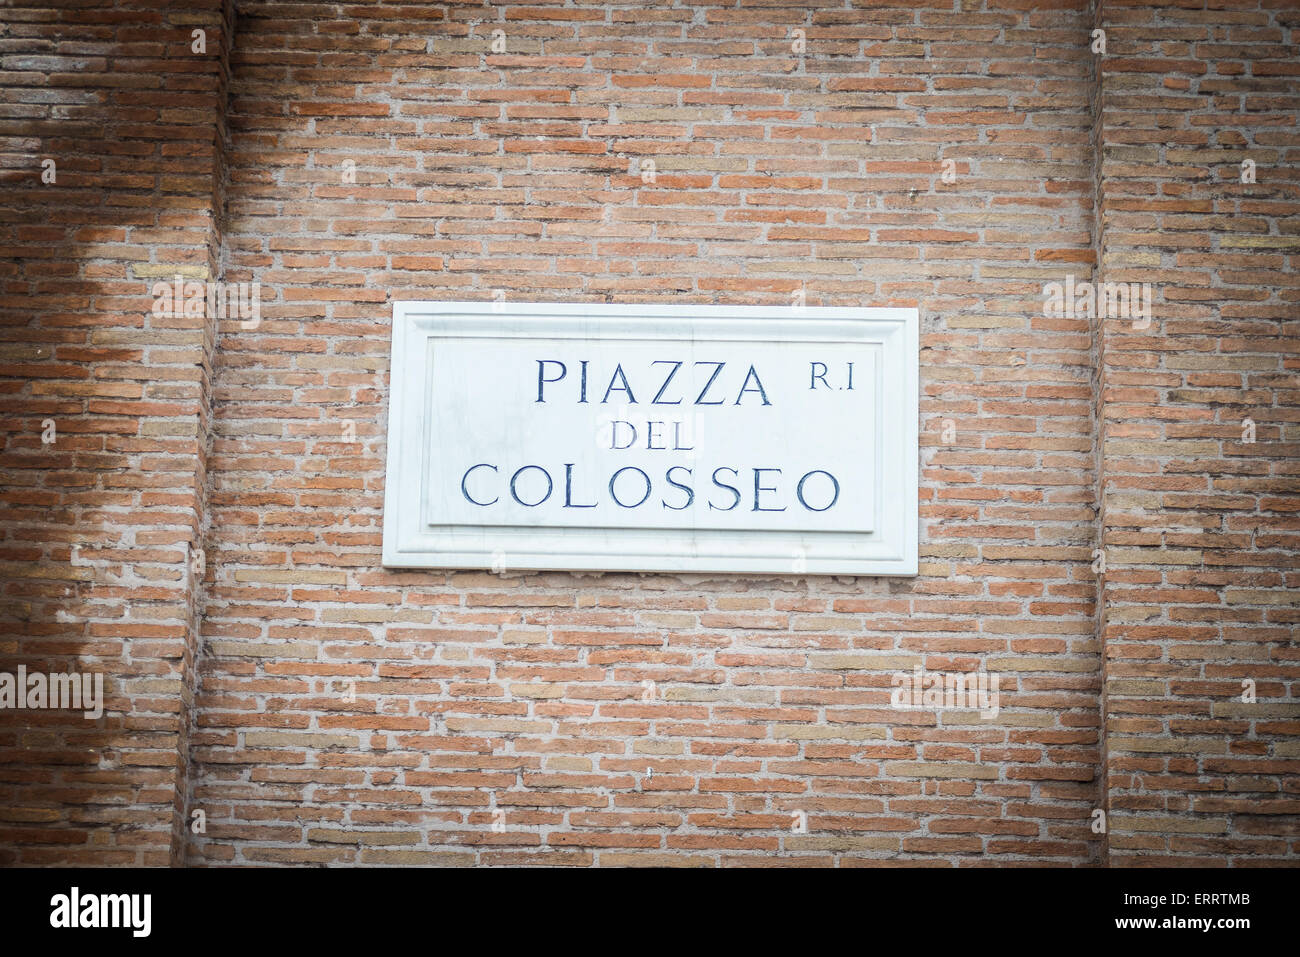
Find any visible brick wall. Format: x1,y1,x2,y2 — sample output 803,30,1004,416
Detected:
0,0,1293,867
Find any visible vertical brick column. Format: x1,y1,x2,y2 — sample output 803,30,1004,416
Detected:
0,0,231,865
1094,0,1299,864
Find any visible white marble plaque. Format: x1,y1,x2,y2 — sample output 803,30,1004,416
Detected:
382,301,917,575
